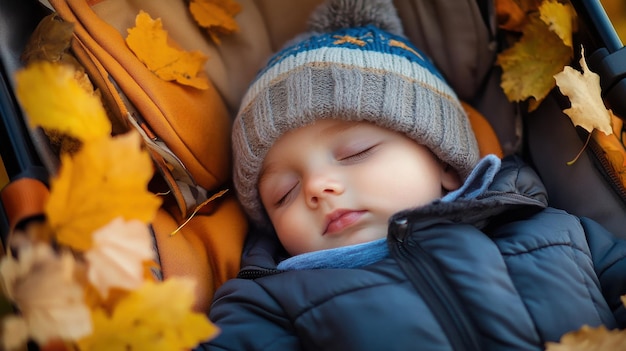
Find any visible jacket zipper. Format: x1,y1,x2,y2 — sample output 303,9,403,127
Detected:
237,267,283,279
390,219,482,351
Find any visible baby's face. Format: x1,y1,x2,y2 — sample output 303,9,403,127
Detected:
258,119,460,256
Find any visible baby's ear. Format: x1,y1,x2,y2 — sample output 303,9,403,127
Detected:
441,164,462,192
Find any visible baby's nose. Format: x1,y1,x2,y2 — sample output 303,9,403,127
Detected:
304,173,344,207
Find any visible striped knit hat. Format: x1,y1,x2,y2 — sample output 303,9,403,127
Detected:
232,0,479,227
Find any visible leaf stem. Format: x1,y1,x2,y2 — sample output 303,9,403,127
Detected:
567,132,592,165
170,189,229,236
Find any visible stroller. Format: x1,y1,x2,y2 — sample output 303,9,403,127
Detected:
1,0,625,349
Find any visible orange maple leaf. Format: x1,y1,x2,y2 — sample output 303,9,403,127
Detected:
126,11,209,89
189,0,241,45
591,111,626,187
496,0,542,31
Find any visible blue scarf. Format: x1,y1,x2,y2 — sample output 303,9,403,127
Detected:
277,155,502,270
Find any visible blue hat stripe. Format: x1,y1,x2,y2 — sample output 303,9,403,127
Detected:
259,25,445,81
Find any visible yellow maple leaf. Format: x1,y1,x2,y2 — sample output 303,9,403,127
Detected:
126,11,209,90
15,61,111,141
85,218,155,299
553,47,613,135
76,278,218,351
497,14,573,111
545,325,626,351
46,131,162,252
189,0,241,45
539,0,576,48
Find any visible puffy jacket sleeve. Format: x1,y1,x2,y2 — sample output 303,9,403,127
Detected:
582,217,626,327
196,278,300,351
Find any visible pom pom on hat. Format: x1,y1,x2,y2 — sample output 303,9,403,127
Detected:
308,0,404,36
232,0,480,227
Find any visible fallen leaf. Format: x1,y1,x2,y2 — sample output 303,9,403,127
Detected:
1,315,29,351
554,47,613,135
76,278,218,351
539,0,576,48
85,218,155,299
45,131,162,252
189,0,241,45
20,15,98,104
545,325,626,351
497,14,573,111
126,11,209,89
0,244,92,346
495,0,542,31
15,61,111,142
593,113,626,187
20,13,76,66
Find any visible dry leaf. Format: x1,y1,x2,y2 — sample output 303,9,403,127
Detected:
15,61,111,142
539,0,576,48
593,113,626,188
20,14,76,66
545,325,626,351
126,11,209,89
85,218,155,299
1,316,29,351
496,0,576,111
0,244,92,346
497,14,573,111
189,0,241,45
76,278,218,351
495,0,542,31
46,131,162,252
554,47,613,135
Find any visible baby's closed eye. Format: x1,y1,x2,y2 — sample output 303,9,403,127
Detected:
337,144,380,164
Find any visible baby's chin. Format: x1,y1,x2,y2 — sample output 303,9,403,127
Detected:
293,226,388,255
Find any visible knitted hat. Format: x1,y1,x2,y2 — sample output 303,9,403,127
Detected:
232,0,480,226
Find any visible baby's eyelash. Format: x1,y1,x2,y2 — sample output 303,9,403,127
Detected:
275,184,297,207
341,145,377,162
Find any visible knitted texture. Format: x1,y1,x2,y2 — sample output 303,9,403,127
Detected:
232,0,479,226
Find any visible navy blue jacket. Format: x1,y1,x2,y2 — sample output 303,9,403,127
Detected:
202,156,626,350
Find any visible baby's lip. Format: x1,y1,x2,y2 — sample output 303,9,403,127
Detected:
323,209,366,235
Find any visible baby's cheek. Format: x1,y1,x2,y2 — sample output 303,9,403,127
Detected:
272,208,313,255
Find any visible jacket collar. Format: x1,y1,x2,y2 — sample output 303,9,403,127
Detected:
391,154,549,231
